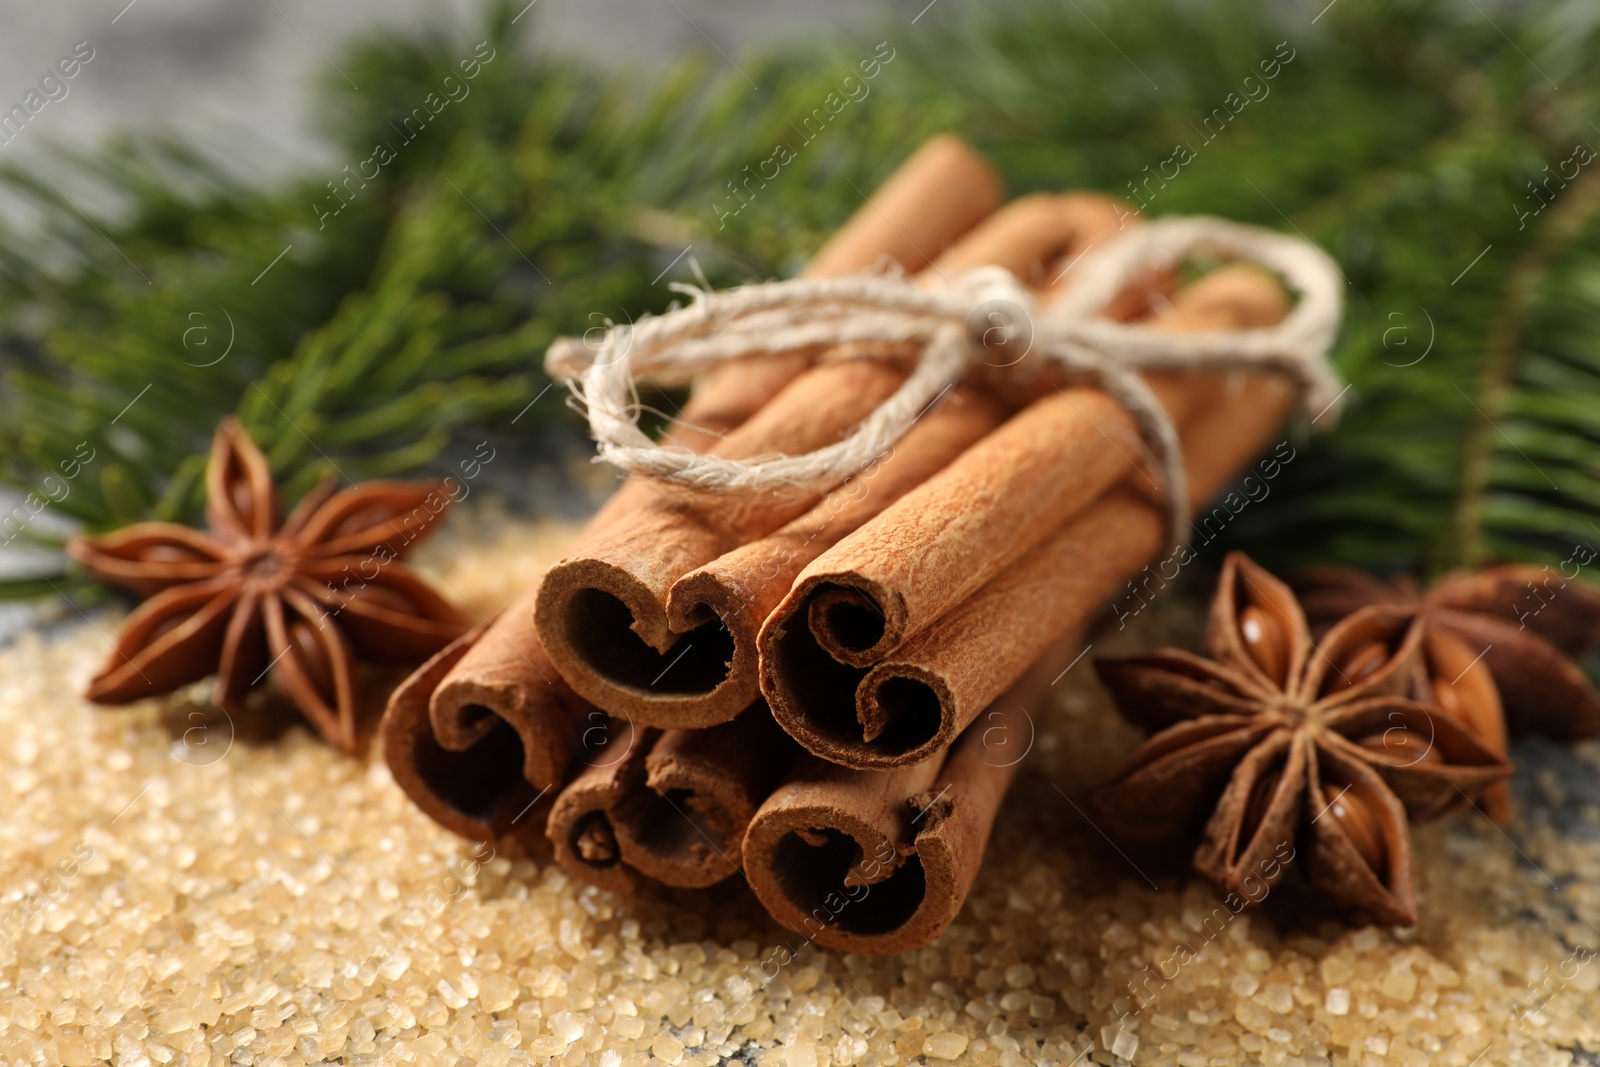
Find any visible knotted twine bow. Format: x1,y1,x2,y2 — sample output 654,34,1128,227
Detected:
545,216,1345,546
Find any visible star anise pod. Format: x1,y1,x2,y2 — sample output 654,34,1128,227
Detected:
1094,552,1511,926
66,418,468,752
1292,562,1600,741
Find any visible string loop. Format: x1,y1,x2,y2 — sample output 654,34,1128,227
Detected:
546,216,1345,542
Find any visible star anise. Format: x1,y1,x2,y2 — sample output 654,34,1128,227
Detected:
66,418,468,752
1292,562,1600,742
1094,552,1511,926
1410,625,1513,822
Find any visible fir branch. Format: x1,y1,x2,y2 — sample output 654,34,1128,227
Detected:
1453,166,1600,567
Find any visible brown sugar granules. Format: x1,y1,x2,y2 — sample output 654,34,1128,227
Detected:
1,508,1596,1065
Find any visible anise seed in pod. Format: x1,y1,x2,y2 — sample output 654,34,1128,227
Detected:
290,621,336,695
1424,630,1502,743
1239,605,1288,686
1323,639,1388,695
1241,767,1283,846
1355,728,1441,766
1321,782,1387,880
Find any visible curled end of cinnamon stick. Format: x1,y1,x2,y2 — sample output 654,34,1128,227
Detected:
747,639,1074,954
663,569,765,719
804,583,903,667
546,727,648,894
427,615,592,794
608,762,746,889
547,707,799,890
855,664,960,762
742,758,986,956
537,559,748,729
741,770,936,955
763,574,952,766
429,675,572,792
381,627,538,841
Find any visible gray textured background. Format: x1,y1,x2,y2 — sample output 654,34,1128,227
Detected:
0,0,937,184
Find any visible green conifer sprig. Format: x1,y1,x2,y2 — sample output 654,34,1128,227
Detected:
2,0,1599,600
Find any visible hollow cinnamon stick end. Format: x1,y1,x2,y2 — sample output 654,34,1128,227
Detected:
537,561,749,730
545,728,654,895
547,785,640,896
742,778,963,956
762,574,942,769
663,569,765,722
603,710,795,889
608,791,741,890
644,754,754,870
852,663,961,767
742,797,901,955
430,675,575,793
381,627,537,842
804,583,903,669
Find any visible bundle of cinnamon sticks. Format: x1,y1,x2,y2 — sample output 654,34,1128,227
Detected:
381,135,1310,955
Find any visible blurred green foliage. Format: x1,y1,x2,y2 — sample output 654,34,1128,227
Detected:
2,0,1599,596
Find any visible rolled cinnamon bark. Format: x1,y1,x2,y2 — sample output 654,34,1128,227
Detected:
382,625,546,840
382,138,999,835
661,386,1009,719
742,633,1081,955
741,354,1299,954
762,267,1294,767
543,716,655,893
930,192,1126,283
827,373,1297,767
538,190,1137,730
806,133,1003,277
545,704,800,890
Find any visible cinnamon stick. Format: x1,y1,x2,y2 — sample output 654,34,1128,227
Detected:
741,327,1300,954
823,370,1297,767
662,387,1009,719
545,704,800,890
805,134,1003,278
762,267,1294,767
742,633,1081,956
929,192,1128,284
382,137,997,836
382,626,546,840
543,716,654,893
538,188,1137,730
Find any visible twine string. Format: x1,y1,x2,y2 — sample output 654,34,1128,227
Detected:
545,216,1346,544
